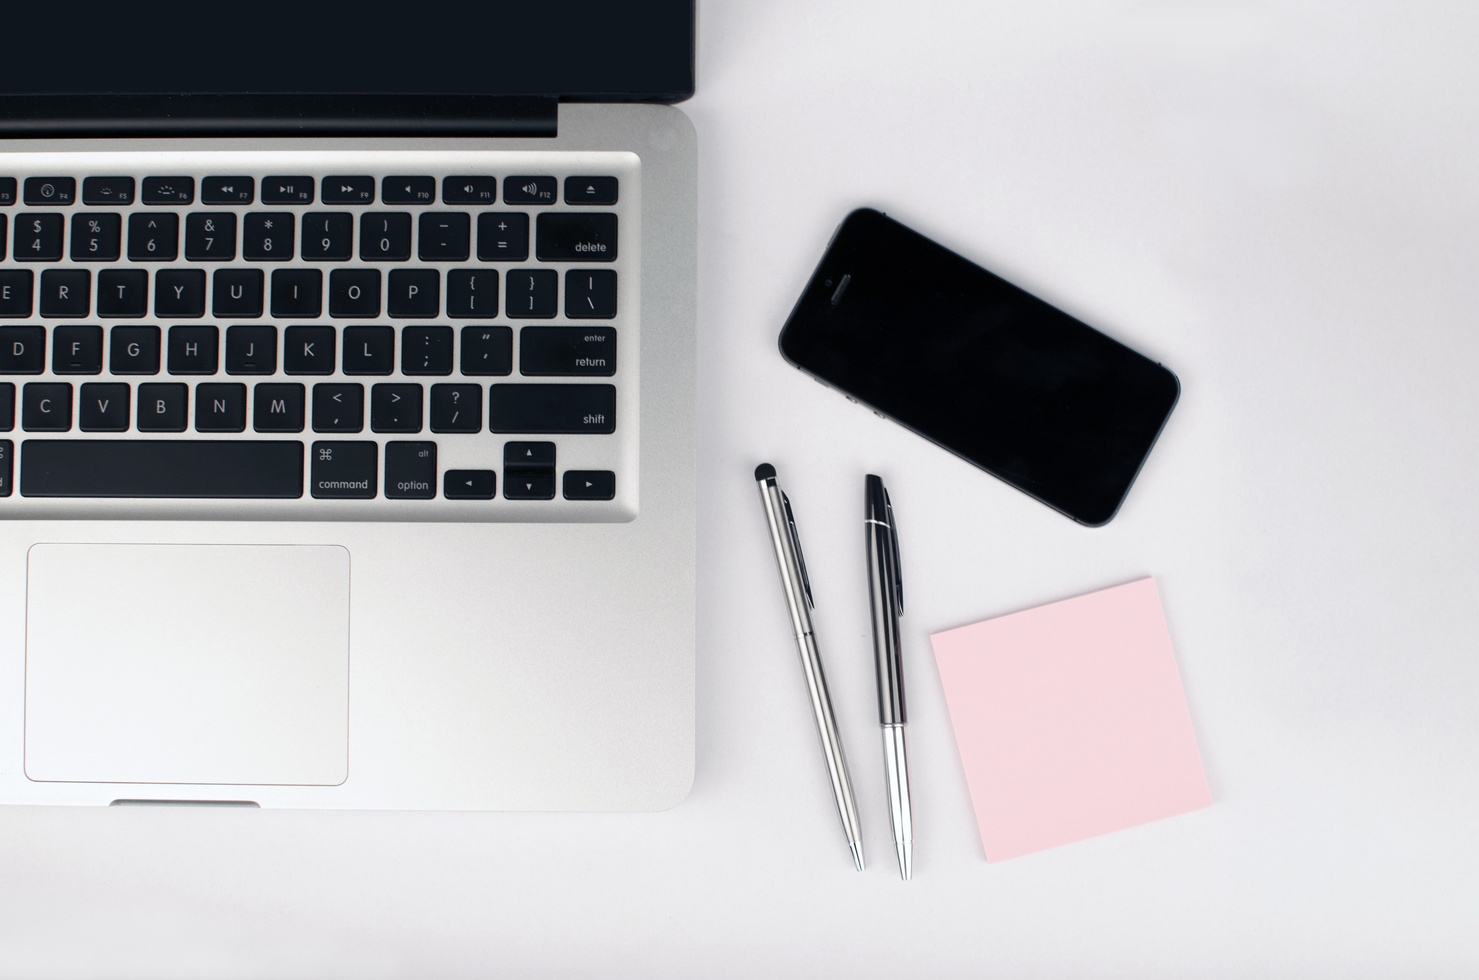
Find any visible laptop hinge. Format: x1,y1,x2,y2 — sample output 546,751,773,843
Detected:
0,94,558,138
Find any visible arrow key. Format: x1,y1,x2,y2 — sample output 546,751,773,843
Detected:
503,469,555,500
444,469,495,500
563,470,615,500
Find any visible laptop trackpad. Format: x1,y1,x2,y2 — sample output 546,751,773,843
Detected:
24,543,350,786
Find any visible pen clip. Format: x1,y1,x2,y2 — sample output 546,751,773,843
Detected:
781,491,815,609
884,487,903,615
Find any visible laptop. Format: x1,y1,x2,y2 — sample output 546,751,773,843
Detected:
0,3,697,809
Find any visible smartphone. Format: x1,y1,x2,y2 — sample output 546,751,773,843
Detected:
778,208,1179,526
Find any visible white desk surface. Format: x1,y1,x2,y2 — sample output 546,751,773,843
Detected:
4,2,1478,975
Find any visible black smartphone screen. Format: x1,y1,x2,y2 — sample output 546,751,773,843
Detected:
778,209,1179,525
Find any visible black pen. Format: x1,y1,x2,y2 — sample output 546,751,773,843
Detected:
866,474,912,879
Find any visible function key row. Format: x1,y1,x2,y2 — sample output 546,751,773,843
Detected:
2,211,615,264
0,380,615,436
0,268,615,319
0,324,615,378
0,176,617,208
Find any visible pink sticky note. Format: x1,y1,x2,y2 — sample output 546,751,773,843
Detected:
930,578,1210,861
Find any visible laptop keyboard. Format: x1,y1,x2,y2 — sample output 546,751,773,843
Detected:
0,151,639,521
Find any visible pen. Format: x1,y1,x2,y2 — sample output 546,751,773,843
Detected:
866,474,913,880
754,463,866,871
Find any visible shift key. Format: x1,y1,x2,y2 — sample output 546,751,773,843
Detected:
489,384,615,434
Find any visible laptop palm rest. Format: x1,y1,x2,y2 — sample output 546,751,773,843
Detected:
24,543,350,787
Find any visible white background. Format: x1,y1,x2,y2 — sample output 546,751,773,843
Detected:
4,1,1479,975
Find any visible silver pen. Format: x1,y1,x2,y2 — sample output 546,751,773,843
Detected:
754,463,865,871
866,474,913,880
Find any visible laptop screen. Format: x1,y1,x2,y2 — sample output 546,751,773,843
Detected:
0,1,694,103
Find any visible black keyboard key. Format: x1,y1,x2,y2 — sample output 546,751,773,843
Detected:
536,212,617,262
489,383,615,433
564,470,616,500
22,383,71,431
0,271,32,317
213,268,264,318
503,470,555,500
283,326,335,374
243,212,294,260
310,441,377,498
322,176,374,204
0,385,11,431
564,176,618,205
109,325,161,374
504,441,555,468
476,212,529,261
519,326,616,376
447,269,498,318
444,469,495,500
39,269,90,317
429,383,481,433
78,382,129,431
137,382,187,431
0,438,9,495
1,326,45,373
185,212,237,261
167,325,219,374
253,383,305,432
329,268,380,316
201,176,254,205
52,325,103,374
418,211,470,261
360,212,411,261
262,177,314,205
505,269,556,318
82,177,135,206
70,212,121,261
270,269,323,317
385,441,436,499
16,213,64,261
401,325,453,375
370,383,423,433
460,326,512,376
21,439,304,497
443,176,495,204
312,383,364,432
97,269,148,317
382,176,435,205
564,269,615,320
194,383,247,432
24,178,74,206
387,269,439,317
225,325,277,375
0,178,15,206
142,177,194,205
342,326,394,375
0,214,5,260
503,176,556,205
302,212,353,261
128,212,178,261
155,269,205,316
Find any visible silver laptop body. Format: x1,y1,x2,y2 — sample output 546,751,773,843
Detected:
0,104,696,809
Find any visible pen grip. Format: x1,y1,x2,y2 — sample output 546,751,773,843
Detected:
867,523,906,725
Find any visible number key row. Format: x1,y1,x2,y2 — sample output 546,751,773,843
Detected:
2,211,561,263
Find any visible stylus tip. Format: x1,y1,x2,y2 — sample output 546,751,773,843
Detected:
754,462,776,482
850,842,865,872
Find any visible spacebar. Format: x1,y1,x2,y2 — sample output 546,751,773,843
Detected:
21,440,304,498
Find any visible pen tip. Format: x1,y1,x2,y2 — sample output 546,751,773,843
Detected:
850,842,865,872
897,842,912,881
754,462,776,482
